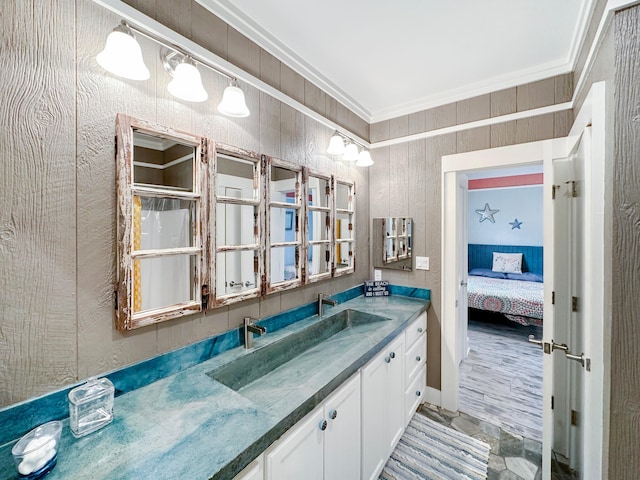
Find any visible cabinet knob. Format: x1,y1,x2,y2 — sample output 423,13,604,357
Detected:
384,356,391,364
416,390,422,397
416,356,421,362
329,409,337,420
417,327,423,333
319,420,328,431
389,351,396,359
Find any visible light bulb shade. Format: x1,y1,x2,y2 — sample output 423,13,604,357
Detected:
343,143,359,162
217,81,250,117
356,150,374,167
96,23,150,81
327,133,346,155
167,59,208,102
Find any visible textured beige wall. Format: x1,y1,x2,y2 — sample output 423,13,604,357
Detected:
369,75,574,390
0,0,370,407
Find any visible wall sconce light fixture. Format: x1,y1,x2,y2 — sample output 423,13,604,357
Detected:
217,79,250,117
356,150,374,167
98,21,249,116
163,50,208,102
97,21,150,81
327,131,346,155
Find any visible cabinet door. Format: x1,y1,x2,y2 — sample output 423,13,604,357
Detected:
233,455,263,480
361,348,388,480
265,407,324,480
385,334,405,455
324,374,361,480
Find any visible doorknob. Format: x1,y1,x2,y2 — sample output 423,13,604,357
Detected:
460,280,467,287
551,340,569,353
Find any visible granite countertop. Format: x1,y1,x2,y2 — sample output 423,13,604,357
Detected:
0,294,428,480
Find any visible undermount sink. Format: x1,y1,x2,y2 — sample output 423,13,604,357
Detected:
207,309,390,391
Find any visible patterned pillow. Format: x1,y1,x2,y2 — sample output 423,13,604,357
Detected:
492,252,523,274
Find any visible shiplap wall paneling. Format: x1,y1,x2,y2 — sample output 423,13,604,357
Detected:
77,1,167,376
490,87,517,117
610,6,640,478
0,0,77,405
389,116,409,217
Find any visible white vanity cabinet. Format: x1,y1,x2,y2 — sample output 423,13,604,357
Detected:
265,373,361,480
361,333,405,480
404,312,427,426
233,454,264,480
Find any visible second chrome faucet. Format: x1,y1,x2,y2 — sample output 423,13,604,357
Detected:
318,293,338,316
244,317,266,349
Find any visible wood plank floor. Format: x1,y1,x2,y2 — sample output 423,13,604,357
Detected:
460,310,543,441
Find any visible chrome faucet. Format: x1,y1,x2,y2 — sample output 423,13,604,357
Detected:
318,293,338,316
244,317,266,349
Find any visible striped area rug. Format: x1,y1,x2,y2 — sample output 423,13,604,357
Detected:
380,412,490,480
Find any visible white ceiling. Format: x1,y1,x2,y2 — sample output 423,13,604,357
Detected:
198,0,593,123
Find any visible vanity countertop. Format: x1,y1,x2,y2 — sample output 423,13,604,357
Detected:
0,294,428,480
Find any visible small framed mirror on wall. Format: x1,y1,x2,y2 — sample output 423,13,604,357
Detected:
372,217,413,271
213,145,263,307
115,114,212,330
265,158,303,293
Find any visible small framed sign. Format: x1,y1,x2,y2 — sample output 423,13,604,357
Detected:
364,280,390,297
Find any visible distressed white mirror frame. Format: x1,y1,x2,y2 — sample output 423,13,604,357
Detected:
265,156,303,294
333,178,356,277
303,168,334,284
212,144,263,307
115,114,212,331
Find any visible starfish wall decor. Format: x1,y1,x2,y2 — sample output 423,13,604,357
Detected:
475,203,499,223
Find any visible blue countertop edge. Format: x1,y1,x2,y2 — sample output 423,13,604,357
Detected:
0,283,430,450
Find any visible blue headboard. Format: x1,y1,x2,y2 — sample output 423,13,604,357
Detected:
468,244,544,275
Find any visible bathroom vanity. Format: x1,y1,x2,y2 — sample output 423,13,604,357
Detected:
0,287,428,480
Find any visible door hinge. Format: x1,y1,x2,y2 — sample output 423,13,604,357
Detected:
566,180,577,197
551,395,554,410
114,289,118,311
572,296,578,312
552,185,560,199
571,409,580,426
552,291,555,304
261,154,267,176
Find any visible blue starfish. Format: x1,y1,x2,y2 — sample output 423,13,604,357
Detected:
510,218,523,230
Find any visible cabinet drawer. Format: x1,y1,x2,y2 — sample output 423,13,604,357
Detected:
404,335,426,385
405,312,426,349
404,365,426,426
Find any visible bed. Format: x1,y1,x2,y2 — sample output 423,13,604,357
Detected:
467,244,544,327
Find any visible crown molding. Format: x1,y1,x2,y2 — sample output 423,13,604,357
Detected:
196,0,372,121
197,0,595,124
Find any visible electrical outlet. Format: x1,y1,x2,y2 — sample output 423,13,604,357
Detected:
416,256,430,270
374,269,382,281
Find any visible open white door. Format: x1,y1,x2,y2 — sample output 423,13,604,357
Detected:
538,86,605,480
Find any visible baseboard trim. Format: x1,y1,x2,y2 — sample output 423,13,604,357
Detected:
422,386,441,407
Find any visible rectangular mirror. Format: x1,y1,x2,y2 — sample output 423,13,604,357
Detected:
304,171,333,283
372,217,413,271
213,145,262,306
265,158,302,293
115,114,211,330
334,179,355,276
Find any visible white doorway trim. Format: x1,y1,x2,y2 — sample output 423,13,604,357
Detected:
440,138,572,411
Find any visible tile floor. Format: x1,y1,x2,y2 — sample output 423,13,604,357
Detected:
460,311,544,441
418,403,577,480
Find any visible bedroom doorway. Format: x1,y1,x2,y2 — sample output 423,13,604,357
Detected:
459,164,545,443
441,82,607,480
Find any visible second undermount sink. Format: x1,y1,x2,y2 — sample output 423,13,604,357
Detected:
207,309,390,391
